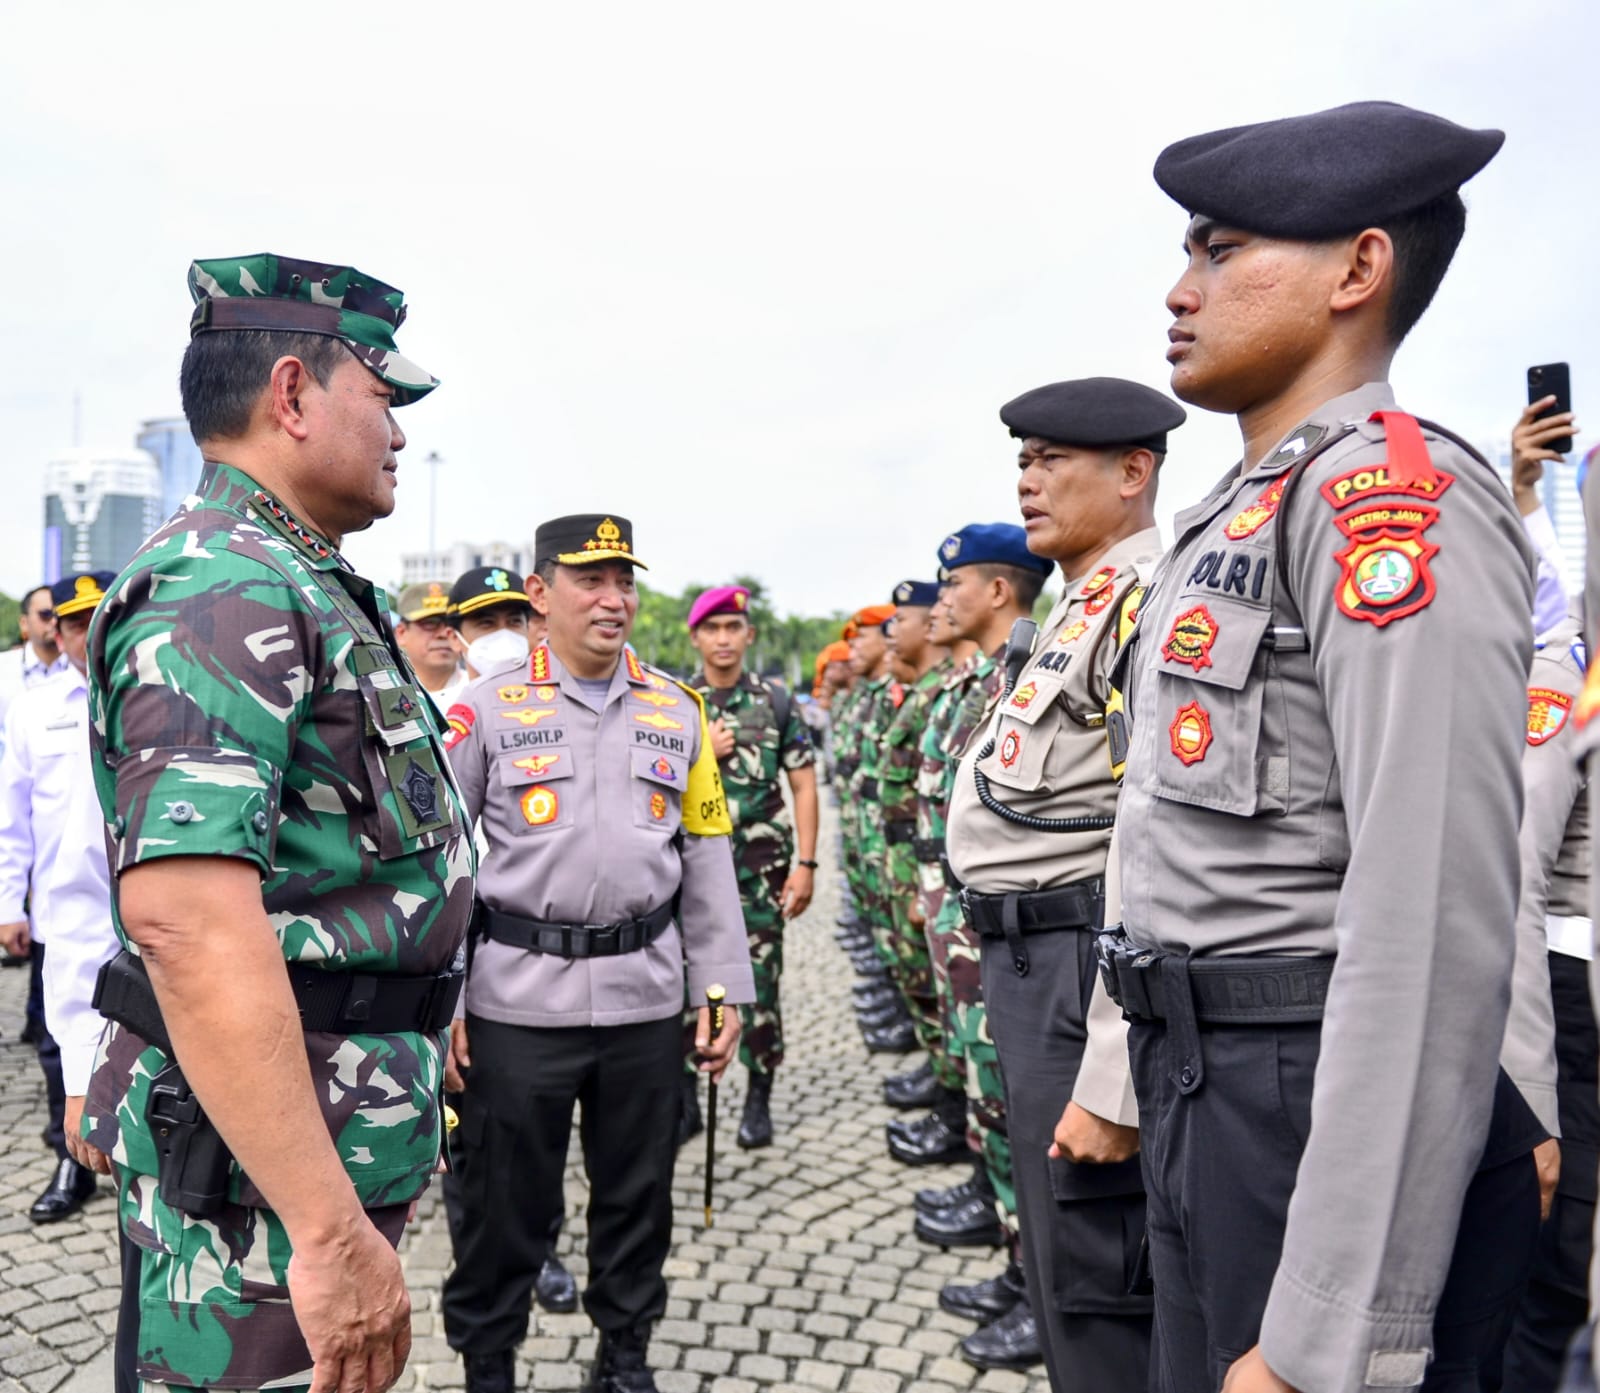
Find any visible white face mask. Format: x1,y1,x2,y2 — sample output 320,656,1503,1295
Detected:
466,629,531,678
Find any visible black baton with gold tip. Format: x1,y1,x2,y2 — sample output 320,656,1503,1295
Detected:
704,983,726,1227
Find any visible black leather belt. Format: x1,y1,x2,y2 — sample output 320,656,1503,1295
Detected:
885,822,915,846
476,900,674,958
914,836,945,864
963,880,1104,939
941,856,963,892
1097,934,1332,1026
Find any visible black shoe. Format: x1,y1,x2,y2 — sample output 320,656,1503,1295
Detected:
887,1111,969,1165
940,1261,1027,1323
852,958,891,982
738,1073,774,1150
883,1059,939,1110
675,1074,703,1149
862,1019,917,1054
853,980,897,1007
534,1254,578,1314
914,1191,1004,1248
960,1298,1043,1371
19,1016,43,1044
587,1329,658,1393
465,1350,517,1393
857,999,908,1030
29,1156,95,1224
914,1165,988,1216
888,1088,965,1144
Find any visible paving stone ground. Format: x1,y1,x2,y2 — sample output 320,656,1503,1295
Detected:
0,800,1046,1392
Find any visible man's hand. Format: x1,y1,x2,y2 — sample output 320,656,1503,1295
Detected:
1534,1137,1561,1221
1222,1346,1301,1393
694,1004,741,1083
444,1019,470,1094
63,1096,111,1175
779,865,814,921
709,718,735,762
1511,397,1580,515
288,1212,412,1393
1049,1100,1140,1164
0,919,30,957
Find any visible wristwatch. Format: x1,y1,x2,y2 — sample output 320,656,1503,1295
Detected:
797,859,819,870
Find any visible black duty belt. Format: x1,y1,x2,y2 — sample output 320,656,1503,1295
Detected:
858,777,879,800
885,822,915,846
961,879,1104,977
477,900,674,958
941,856,963,892
913,836,945,865
1096,931,1332,1026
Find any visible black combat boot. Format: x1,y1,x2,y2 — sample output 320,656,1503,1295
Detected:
914,1179,1004,1248
940,1260,1027,1323
675,1072,702,1148
738,1072,774,1149
883,1058,939,1109
534,1253,578,1313
960,1296,1043,1370
914,1159,987,1215
587,1328,658,1393
887,1087,968,1164
464,1349,517,1393
862,1017,917,1053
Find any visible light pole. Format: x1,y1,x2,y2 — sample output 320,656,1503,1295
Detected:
426,450,442,573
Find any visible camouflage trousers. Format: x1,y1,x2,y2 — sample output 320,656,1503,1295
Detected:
931,893,1018,1249
737,861,789,1075
885,837,948,1080
115,1166,410,1390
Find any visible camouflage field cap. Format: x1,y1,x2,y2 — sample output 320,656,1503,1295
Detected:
187,253,438,405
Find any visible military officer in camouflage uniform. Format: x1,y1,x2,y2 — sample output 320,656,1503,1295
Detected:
85,254,471,1393
1105,104,1546,1392
440,515,754,1393
686,584,819,1149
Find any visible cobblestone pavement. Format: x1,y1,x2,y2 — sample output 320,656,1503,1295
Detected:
0,801,1047,1393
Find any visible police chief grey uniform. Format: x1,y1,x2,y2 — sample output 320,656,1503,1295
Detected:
1102,104,1547,1393
439,514,754,1366
1495,612,1595,1393
946,380,1180,1391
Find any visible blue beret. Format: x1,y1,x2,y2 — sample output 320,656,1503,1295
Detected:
936,523,1053,578
1001,378,1186,452
891,580,942,608
1154,101,1504,240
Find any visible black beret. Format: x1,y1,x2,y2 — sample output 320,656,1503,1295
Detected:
891,580,942,608
1000,378,1187,453
1154,101,1504,239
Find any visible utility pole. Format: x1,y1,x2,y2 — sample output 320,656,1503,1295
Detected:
426,450,442,572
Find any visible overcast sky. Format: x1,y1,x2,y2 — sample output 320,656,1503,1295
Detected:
3,0,1594,616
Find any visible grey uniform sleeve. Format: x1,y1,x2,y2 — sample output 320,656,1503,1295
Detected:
443,696,488,826
1499,671,1581,1135
1258,442,1535,1393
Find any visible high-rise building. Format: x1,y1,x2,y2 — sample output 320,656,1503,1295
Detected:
42,449,164,581
135,416,206,521
399,541,538,588
1491,443,1588,597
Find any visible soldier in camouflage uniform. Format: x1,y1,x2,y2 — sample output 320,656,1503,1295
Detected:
878,582,962,1159
84,254,472,1393
916,524,1052,1370
687,585,819,1149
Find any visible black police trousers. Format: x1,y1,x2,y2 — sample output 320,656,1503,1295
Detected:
442,1013,682,1355
29,944,67,1158
1492,952,1599,1393
1129,1019,1542,1393
981,928,1152,1393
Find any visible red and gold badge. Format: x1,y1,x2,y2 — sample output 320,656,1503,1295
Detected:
634,711,685,731
1079,567,1116,597
501,707,559,727
634,689,680,708
1580,666,1600,730
497,684,529,704
649,791,668,821
999,730,1021,769
1224,477,1287,540
1161,606,1219,672
444,704,475,751
651,756,676,781
1009,682,1038,711
513,753,561,777
536,685,558,701
625,649,646,683
1056,620,1089,648
1331,495,1442,628
1527,687,1573,746
1083,584,1115,617
1169,702,1213,766
530,646,551,682
520,785,559,826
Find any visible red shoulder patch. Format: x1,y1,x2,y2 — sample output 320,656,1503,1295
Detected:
1331,502,1443,628
1080,567,1116,597
444,704,475,750
1083,584,1115,617
1161,606,1219,672
1224,477,1287,539
1528,688,1573,746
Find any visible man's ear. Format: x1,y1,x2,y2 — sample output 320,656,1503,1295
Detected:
268,356,315,441
1118,447,1159,499
526,571,551,618
1329,228,1394,317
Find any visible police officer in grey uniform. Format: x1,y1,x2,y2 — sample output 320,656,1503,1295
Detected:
1100,102,1546,1392
945,378,1182,1389
439,514,755,1393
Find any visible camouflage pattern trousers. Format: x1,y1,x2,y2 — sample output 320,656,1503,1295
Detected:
738,860,790,1075
885,839,945,1074
929,892,1018,1252
114,1166,411,1391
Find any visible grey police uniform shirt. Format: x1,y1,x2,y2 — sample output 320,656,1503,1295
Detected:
946,526,1161,1127
1579,438,1600,1371
1117,382,1535,1393
445,643,754,1028
1500,610,1588,1136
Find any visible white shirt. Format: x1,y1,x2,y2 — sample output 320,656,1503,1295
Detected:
0,667,91,939
0,642,71,754
39,763,116,1094
427,667,469,718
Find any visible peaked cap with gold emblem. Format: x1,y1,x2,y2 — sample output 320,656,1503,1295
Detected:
535,514,648,570
395,580,453,622
51,570,117,620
